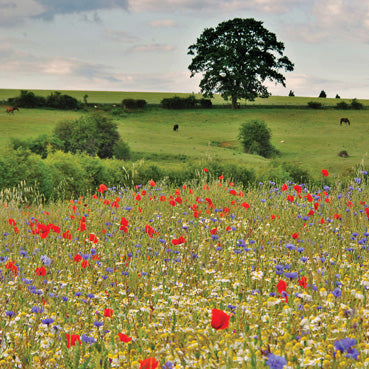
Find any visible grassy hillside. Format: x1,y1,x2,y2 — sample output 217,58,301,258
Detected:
1,104,368,179
1,88,368,106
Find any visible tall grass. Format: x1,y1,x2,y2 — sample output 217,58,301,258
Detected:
1,169,369,368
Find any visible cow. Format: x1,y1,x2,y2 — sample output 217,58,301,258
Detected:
6,107,19,114
173,124,179,132
340,118,350,126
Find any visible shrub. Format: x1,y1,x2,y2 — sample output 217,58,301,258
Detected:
161,95,200,109
53,112,125,159
238,120,279,158
318,90,327,98
200,98,212,108
113,139,131,160
351,98,363,110
336,101,349,110
307,101,322,109
288,90,295,97
8,90,46,108
335,94,340,99
122,99,147,110
45,91,81,110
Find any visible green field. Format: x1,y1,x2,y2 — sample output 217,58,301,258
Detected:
1,90,369,181
2,88,368,107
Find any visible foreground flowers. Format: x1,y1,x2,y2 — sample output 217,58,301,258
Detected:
1,171,369,368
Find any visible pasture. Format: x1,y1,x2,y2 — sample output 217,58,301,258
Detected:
1,100,369,180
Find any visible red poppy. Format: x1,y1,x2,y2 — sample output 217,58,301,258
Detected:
366,208,369,219
314,202,319,210
281,184,288,191
74,254,82,262
5,260,18,277
286,195,294,202
291,233,299,239
118,333,132,342
36,266,46,276
8,218,16,226
293,185,302,193
145,225,156,238
81,260,90,269
241,202,250,209
334,214,342,220
298,277,307,288
63,230,72,240
66,333,81,348
219,175,224,180
321,169,329,177
203,168,208,172
308,210,315,216
172,236,186,245
98,184,108,193
139,357,159,369
210,228,217,235
149,180,156,187
319,218,325,224
211,309,230,330
277,280,287,294
104,308,113,317
89,233,98,244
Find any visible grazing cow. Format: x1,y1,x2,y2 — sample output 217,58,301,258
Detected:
340,118,350,126
6,107,19,114
173,124,179,132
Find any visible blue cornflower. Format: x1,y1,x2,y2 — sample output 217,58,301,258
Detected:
31,306,44,314
6,311,15,318
42,318,54,325
334,338,357,352
41,255,52,266
332,288,342,298
81,334,96,344
284,272,298,279
285,243,295,251
266,353,287,369
93,321,103,327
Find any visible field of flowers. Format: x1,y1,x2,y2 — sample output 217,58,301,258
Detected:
1,169,369,369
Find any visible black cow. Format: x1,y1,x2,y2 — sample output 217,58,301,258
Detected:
173,124,179,131
340,118,350,126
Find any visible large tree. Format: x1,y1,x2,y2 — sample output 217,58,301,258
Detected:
188,18,294,109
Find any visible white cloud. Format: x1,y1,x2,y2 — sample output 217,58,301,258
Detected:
128,0,303,14
127,43,175,53
283,0,369,43
105,29,139,43
149,19,178,27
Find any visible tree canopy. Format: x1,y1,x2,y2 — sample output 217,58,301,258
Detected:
188,18,294,108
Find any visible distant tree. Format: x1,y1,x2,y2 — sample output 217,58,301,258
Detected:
319,90,327,98
238,120,279,158
335,94,340,99
188,18,294,109
288,90,295,97
350,98,364,110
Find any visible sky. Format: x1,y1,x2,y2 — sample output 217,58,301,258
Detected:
1,0,369,99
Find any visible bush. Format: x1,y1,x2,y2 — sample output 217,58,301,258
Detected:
45,91,81,110
318,90,327,98
200,98,212,108
351,98,363,110
238,120,279,158
53,112,125,159
113,139,131,160
288,90,295,97
335,94,340,99
336,101,350,110
161,95,208,109
307,101,322,109
122,99,147,110
8,90,46,108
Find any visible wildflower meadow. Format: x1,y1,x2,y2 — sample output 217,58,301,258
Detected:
1,169,369,369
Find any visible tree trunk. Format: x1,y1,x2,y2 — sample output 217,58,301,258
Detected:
231,96,239,109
